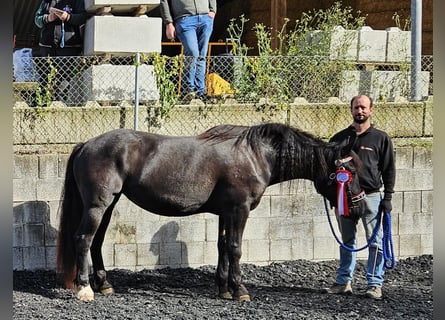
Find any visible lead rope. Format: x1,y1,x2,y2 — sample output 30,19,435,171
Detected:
323,197,396,269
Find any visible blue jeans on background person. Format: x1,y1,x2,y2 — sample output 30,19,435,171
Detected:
335,192,385,287
175,14,214,97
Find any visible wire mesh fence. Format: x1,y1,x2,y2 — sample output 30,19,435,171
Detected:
12,53,433,150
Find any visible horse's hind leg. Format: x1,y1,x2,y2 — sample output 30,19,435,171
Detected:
74,206,108,301
90,197,120,295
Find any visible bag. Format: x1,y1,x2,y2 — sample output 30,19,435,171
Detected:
13,48,39,82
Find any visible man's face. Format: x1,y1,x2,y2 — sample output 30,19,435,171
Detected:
351,96,373,124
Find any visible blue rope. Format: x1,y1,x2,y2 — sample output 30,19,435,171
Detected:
382,212,397,269
323,197,396,269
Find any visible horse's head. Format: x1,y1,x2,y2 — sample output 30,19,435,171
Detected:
316,150,366,221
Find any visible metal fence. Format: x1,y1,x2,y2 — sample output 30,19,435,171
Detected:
13,53,433,107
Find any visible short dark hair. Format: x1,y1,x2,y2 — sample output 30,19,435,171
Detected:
350,95,373,109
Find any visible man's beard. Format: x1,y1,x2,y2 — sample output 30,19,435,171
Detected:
353,114,369,124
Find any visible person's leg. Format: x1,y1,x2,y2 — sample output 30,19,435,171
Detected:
175,16,200,95
362,192,384,288
195,14,214,96
335,215,358,285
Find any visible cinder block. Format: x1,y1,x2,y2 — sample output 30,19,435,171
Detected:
36,178,64,201
399,212,433,235
83,15,162,55
413,147,433,169
179,218,205,242
243,217,270,240
402,191,422,214
395,169,433,192
159,242,181,266
420,233,433,254
395,147,413,169
244,239,270,262
38,154,59,179
13,247,24,270
183,241,204,266
421,190,433,213
357,26,387,62
399,234,422,257
102,243,115,268
137,243,159,266
14,155,38,179
23,247,46,270
270,239,292,261
204,215,218,242
114,243,137,268
270,218,301,240
23,224,45,247
84,0,159,14
45,246,57,270
79,64,160,102
386,27,411,63
250,196,271,218
291,237,313,260
203,241,218,265
329,26,358,60
13,224,23,247
313,236,338,260
13,178,37,201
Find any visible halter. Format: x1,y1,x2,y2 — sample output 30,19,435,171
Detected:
330,156,365,218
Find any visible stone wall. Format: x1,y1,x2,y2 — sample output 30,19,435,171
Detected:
12,102,433,271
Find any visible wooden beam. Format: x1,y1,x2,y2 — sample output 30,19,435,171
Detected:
270,0,287,50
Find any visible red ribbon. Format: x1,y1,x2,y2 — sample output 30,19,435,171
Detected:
336,169,352,217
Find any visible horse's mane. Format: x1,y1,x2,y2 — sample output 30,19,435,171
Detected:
236,123,338,178
198,123,343,178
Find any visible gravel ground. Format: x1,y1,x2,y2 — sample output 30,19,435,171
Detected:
13,255,432,320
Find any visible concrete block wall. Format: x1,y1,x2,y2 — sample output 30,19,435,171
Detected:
13,143,433,271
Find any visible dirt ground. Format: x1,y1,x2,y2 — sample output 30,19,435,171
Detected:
13,254,433,320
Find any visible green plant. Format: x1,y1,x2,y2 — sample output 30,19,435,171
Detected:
227,2,367,104
35,56,57,108
144,52,181,126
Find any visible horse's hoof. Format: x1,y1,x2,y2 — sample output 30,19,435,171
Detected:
74,284,94,301
101,287,115,295
219,291,232,299
237,294,251,302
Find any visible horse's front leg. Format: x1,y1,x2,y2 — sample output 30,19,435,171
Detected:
216,216,231,299
226,209,250,301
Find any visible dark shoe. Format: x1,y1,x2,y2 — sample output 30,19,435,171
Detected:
180,91,196,103
322,281,352,294
365,286,382,300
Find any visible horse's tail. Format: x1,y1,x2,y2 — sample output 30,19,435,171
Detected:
56,142,85,289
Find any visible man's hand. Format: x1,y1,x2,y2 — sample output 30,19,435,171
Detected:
165,23,176,41
379,198,392,214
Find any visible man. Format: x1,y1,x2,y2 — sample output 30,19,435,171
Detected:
323,94,396,300
160,0,216,101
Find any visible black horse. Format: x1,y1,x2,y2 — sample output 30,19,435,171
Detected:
57,123,365,301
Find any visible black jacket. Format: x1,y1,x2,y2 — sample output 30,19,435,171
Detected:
35,0,87,48
330,125,396,197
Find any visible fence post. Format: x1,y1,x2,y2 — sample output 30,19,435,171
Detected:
410,0,422,101
134,52,140,130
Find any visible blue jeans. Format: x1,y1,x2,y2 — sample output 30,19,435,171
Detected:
175,14,214,96
335,192,384,287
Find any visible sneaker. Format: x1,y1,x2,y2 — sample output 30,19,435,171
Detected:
180,91,196,103
365,286,382,300
322,282,352,294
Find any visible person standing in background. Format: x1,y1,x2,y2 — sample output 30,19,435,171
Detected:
35,0,87,103
160,0,216,102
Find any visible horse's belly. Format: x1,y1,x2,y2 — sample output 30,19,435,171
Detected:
124,189,209,217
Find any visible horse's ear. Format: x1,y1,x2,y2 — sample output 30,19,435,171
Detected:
340,135,357,157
